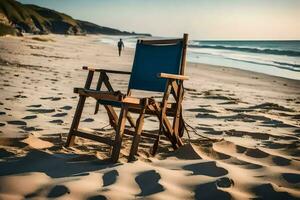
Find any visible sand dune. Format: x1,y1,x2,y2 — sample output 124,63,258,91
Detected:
0,34,299,199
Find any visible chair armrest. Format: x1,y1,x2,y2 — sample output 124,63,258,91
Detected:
157,73,189,80
82,66,131,75
74,88,124,101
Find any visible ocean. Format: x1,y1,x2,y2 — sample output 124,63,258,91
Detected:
99,36,300,80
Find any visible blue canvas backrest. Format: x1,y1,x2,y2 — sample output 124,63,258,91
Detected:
128,40,183,92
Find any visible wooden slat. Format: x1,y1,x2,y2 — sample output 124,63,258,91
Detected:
94,72,105,114
73,130,113,146
158,73,189,80
140,38,182,45
172,83,184,147
111,105,129,163
82,66,131,75
122,97,141,105
152,79,173,155
123,129,157,139
180,33,188,75
76,88,123,101
129,105,146,161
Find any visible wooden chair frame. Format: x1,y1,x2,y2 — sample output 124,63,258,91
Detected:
65,34,189,162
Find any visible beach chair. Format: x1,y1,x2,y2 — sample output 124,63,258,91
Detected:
65,33,189,162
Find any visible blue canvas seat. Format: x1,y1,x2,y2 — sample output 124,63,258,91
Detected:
97,40,183,108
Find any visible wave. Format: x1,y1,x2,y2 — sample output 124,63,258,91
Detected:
273,61,300,69
227,58,300,72
189,44,300,57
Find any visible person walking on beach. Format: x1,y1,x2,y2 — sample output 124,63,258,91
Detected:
117,38,124,56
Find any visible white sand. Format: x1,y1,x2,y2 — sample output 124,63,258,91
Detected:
0,34,299,200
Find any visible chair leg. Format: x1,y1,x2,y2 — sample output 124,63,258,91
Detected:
111,105,128,163
151,132,160,156
128,108,145,161
65,95,87,147
66,70,94,147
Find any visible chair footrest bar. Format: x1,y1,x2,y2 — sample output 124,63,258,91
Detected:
124,129,157,139
72,130,114,146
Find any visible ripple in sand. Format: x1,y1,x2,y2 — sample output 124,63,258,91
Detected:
7,120,27,126
229,102,295,113
186,107,219,113
22,115,37,120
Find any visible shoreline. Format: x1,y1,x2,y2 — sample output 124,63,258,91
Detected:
99,34,300,81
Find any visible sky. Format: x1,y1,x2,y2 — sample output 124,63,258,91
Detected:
18,0,300,40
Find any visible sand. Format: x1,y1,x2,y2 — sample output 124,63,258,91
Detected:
0,34,299,200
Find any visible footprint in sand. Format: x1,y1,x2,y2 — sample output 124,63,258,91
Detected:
87,195,107,200
0,111,6,115
216,177,234,188
102,170,119,187
47,185,70,198
183,161,228,177
49,119,64,124
40,97,53,100
40,97,61,101
52,113,68,117
22,115,37,120
135,170,164,196
7,120,27,126
27,104,42,108
60,106,72,110
282,173,300,184
195,181,231,200
27,108,55,113
82,118,94,122
14,95,27,98
51,97,61,101
19,126,43,132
